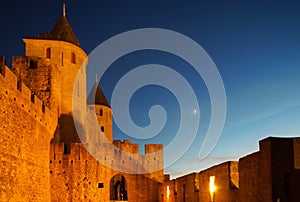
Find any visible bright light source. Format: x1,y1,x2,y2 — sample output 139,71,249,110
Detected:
210,176,216,192
167,186,170,198
209,176,216,201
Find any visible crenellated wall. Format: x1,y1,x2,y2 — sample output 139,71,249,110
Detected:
0,59,163,201
22,39,87,144
0,60,56,131
11,56,61,119
50,141,163,180
23,38,87,116
0,61,56,201
49,142,161,202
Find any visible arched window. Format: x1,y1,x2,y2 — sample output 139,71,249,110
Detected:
100,109,103,116
71,52,76,64
46,48,51,58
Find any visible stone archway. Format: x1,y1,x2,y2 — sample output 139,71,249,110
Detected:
110,174,128,201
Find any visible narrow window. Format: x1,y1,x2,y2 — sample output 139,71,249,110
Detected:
71,52,76,64
17,80,22,91
42,104,45,113
64,144,70,154
29,60,37,69
77,147,80,160
46,48,51,58
101,126,104,132
100,109,103,116
31,93,35,103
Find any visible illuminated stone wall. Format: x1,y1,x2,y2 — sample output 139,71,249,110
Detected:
0,63,56,201
240,137,300,202
159,161,238,202
23,38,87,144
50,142,161,201
160,137,300,202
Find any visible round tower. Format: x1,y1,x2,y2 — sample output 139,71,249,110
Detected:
87,81,113,143
22,5,87,143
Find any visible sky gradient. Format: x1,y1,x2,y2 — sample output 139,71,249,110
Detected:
0,1,300,178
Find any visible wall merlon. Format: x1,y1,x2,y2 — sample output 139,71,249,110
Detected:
131,144,139,154
0,56,6,69
12,56,29,68
113,139,140,154
123,140,131,144
145,144,163,154
21,82,31,98
1,64,17,85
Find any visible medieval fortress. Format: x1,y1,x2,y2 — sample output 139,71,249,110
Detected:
1,6,300,202
0,8,163,202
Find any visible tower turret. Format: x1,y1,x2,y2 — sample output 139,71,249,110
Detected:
17,5,87,143
87,81,113,142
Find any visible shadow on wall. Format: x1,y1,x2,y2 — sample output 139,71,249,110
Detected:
52,113,85,144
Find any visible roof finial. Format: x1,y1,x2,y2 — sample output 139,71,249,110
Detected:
62,3,66,17
96,74,99,83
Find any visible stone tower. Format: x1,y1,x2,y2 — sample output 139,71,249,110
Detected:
16,5,87,143
87,81,113,142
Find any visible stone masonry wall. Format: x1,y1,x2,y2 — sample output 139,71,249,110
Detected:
0,63,56,201
11,56,62,120
268,137,300,202
23,39,87,144
239,137,300,202
12,56,52,108
238,152,260,202
159,161,238,202
23,38,87,116
95,105,113,142
50,142,160,202
256,138,272,202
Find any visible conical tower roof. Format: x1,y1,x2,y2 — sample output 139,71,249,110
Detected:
87,82,111,108
25,5,81,47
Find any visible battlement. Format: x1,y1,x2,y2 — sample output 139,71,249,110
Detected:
112,140,163,155
50,141,163,161
0,56,56,131
113,140,139,154
50,141,163,175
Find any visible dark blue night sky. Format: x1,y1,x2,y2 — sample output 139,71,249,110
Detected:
1,1,300,178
